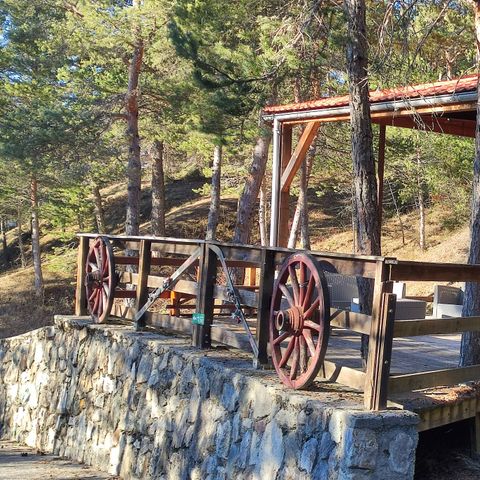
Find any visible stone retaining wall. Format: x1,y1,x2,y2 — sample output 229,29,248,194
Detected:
0,316,419,479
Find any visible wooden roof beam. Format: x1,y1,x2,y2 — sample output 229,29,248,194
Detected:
280,121,320,192
372,115,476,138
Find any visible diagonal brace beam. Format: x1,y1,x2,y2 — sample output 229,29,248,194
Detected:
280,121,320,192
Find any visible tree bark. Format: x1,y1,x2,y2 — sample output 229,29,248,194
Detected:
17,206,26,268
344,0,381,365
1,219,7,263
30,176,44,299
206,145,222,241
151,140,166,237
93,185,106,234
288,143,315,249
258,179,268,246
125,6,144,237
232,128,272,245
460,0,480,367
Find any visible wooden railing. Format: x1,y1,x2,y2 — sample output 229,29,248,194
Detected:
74,233,480,412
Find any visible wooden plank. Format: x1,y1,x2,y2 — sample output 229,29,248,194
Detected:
75,236,89,316
114,290,137,299
280,121,320,192
404,295,433,302
213,284,258,308
389,364,480,394
192,244,216,348
256,249,276,366
119,272,198,296
417,397,480,432
390,261,480,282
278,124,292,247
329,309,371,335
321,360,366,392
365,261,395,411
125,241,200,256
394,316,480,337
135,240,152,329
372,115,476,138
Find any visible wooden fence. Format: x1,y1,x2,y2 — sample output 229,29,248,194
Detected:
75,233,480,412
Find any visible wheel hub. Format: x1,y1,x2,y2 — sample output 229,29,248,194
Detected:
275,306,304,333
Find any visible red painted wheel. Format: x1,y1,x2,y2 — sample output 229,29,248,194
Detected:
269,253,330,389
85,236,116,323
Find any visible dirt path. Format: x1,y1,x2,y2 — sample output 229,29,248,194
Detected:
0,440,115,480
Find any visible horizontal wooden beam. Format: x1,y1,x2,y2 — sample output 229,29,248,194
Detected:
329,309,371,335
390,261,480,282
372,115,476,138
321,360,366,391
280,121,320,192
394,316,480,337
389,364,480,394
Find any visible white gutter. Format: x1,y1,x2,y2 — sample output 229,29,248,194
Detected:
262,91,477,123
269,118,281,247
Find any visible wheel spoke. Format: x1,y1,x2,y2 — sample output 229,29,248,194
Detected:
303,329,316,357
94,246,100,265
304,319,321,332
98,291,103,315
279,284,295,308
290,337,299,380
299,262,306,305
88,262,99,271
88,290,97,302
103,283,109,295
303,298,320,320
288,265,300,305
279,336,296,368
92,289,100,313
302,276,315,311
273,330,291,346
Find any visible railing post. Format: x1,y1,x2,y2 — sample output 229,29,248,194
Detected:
75,236,89,316
255,248,276,367
135,239,152,330
192,243,216,348
364,261,396,410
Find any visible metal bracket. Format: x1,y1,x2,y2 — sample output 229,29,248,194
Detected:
208,244,259,358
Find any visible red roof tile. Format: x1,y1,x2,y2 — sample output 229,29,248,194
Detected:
263,74,479,115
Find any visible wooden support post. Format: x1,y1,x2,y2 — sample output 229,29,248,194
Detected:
135,239,152,329
255,248,276,367
280,121,320,192
364,261,396,410
75,236,89,316
278,125,292,247
377,124,386,230
170,291,180,316
192,243,216,349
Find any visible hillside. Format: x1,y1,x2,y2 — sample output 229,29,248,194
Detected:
0,171,472,338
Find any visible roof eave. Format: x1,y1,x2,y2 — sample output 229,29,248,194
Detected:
262,90,478,123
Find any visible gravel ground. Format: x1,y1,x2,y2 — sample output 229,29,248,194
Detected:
0,440,115,480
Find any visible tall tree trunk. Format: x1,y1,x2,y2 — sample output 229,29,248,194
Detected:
288,143,315,249
418,188,426,250
460,0,480,367
17,206,26,268
93,185,106,234
206,145,222,241
125,5,144,237
344,0,381,365
233,129,272,245
258,179,268,246
30,176,44,299
387,179,406,246
1,219,7,263
151,140,166,237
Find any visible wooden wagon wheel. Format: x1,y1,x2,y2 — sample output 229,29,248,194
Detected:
269,253,331,389
85,236,117,323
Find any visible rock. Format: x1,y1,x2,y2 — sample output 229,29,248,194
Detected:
256,420,285,479
345,428,378,470
215,420,232,460
299,437,318,473
388,431,416,474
